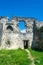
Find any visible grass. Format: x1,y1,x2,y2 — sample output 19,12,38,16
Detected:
29,48,43,65
0,49,31,65
0,48,43,65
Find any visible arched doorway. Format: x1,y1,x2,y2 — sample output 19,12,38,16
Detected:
6,25,13,31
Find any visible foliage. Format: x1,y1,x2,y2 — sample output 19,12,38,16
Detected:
34,26,43,51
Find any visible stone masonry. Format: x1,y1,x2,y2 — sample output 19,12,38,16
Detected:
0,16,43,49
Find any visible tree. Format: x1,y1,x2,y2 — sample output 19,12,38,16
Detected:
35,26,43,51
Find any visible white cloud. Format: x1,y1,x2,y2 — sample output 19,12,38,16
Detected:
21,29,26,33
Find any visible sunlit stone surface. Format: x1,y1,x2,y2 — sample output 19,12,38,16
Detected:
0,16,43,49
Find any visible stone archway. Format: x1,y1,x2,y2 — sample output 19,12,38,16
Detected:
6,25,13,31
18,20,27,33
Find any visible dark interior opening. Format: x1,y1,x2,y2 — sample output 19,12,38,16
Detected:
6,40,10,47
7,26,13,31
23,40,28,49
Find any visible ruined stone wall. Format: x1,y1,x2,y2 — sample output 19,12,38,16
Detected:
0,16,38,49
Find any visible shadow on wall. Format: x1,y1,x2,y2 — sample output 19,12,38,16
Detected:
32,26,43,51
31,21,43,51
31,20,37,49
0,23,3,46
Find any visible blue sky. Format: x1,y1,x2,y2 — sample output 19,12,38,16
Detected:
19,20,26,30
0,0,43,21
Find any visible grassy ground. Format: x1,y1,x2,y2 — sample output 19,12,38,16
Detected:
29,49,43,65
0,48,43,65
0,49,31,65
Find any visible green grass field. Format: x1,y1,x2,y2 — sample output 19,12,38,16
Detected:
0,49,31,65
29,49,43,65
0,48,43,65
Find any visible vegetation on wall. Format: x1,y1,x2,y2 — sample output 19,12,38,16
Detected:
35,26,43,51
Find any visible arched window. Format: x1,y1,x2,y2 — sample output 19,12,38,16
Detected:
19,20,26,33
7,26,13,31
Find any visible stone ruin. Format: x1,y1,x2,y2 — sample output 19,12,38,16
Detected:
0,16,43,49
